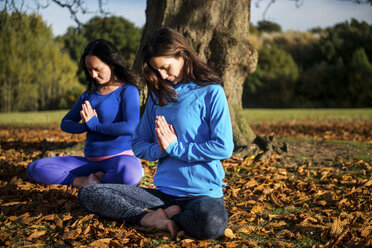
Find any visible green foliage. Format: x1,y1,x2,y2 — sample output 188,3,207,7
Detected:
350,47,370,69
58,16,142,85
56,27,88,83
297,60,348,107
347,48,372,106
243,45,299,108
257,20,282,33
0,11,83,112
296,20,372,107
316,19,372,65
244,19,372,108
261,31,320,69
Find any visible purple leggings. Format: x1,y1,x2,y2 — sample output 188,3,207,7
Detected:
26,155,143,186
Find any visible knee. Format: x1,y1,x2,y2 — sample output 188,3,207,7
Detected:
180,197,228,239
124,176,141,186
26,161,37,180
195,211,228,239
124,167,143,185
119,157,143,185
77,185,96,210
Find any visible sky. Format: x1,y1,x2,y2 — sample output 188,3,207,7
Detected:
17,0,372,36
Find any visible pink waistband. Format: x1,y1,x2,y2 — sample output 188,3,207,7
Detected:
86,149,135,162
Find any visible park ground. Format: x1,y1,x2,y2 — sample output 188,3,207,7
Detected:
0,109,371,247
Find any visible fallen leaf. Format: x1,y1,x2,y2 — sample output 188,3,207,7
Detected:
224,228,235,239
27,230,46,240
238,225,256,234
330,216,344,237
364,180,372,187
360,227,370,238
251,205,264,214
54,214,63,228
225,241,240,247
89,238,112,248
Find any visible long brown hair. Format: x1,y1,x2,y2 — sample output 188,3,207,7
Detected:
81,39,138,91
141,27,222,105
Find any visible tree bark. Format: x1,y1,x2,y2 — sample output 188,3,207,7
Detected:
133,0,260,156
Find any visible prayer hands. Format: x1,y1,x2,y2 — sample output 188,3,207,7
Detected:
80,101,98,123
155,116,177,152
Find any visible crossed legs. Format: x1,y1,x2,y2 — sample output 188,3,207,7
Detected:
78,184,228,239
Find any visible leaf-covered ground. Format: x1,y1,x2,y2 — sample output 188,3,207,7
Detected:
0,120,371,247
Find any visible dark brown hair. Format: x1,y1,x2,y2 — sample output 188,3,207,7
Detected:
81,39,138,90
141,27,223,105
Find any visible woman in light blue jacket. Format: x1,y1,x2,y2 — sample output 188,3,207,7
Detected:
78,27,234,239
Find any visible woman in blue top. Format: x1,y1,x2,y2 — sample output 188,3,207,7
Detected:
78,28,234,239
26,39,143,187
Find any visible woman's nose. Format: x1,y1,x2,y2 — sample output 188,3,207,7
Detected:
159,70,167,80
91,70,98,79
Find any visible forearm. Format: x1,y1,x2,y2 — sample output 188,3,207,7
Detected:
85,116,138,136
61,120,87,134
166,139,233,163
132,139,168,161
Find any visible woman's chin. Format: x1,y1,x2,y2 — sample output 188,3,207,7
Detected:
167,79,179,85
96,81,110,86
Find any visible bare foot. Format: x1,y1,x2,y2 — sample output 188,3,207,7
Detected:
87,173,101,184
94,171,105,181
73,173,101,187
164,205,182,219
140,208,179,237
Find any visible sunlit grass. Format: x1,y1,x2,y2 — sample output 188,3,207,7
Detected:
280,137,372,149
0,108,371,128
242,108,372,123
0,110,68,127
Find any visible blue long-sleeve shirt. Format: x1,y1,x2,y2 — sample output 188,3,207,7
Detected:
131,82,234,198
61,84,140,157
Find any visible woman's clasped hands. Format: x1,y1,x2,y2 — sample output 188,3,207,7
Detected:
155,116,177,152
80,101,98,123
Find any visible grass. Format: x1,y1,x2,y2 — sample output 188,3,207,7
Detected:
280,137,372,150
324,139,372,149
350,152,372,163
296,235,319,248
0,108,371,128
279,137,372,162
242,108,372,123
328,140,372,162
0,110,68,127
269,206,305,215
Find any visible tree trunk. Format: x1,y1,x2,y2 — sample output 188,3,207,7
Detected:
133,0,260,156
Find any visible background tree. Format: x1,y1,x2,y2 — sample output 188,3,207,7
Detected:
295,19,372,107
243,19,372,108
260,30,319,69
243,45,299,108
257,20,282,33
347,48,372,106
0,11,82,112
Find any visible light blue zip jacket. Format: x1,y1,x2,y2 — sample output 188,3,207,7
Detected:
132,82,234,197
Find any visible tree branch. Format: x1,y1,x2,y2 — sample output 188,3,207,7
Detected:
254,0,371,20
0,0,111,27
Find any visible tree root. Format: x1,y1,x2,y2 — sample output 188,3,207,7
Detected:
253,135,288,160
233,135,288,160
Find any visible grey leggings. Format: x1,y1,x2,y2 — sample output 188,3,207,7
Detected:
77,184,228,239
